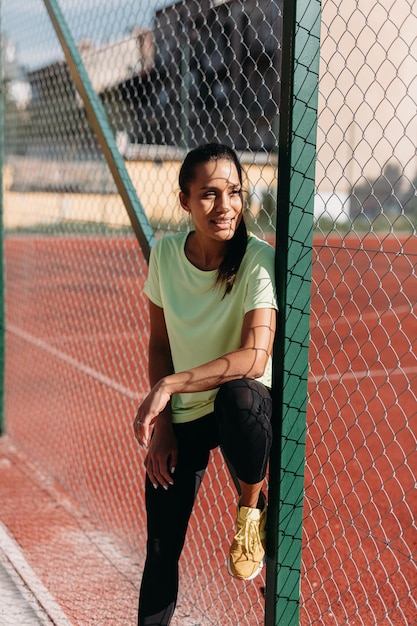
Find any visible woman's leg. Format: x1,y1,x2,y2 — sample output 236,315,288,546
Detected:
214,378,273,487
138,414,217,626
214,379,273,581
138,468,205,625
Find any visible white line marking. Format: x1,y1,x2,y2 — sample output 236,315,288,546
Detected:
7,324,141,402
310,365,417,383
9,324,415,390
0,522,73,626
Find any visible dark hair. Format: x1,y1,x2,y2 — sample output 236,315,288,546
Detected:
179,143,248,296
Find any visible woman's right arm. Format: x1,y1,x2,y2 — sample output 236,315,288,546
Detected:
148,301,173,389
134,301,178,489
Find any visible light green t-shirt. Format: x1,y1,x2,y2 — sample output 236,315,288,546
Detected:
144,232,277,423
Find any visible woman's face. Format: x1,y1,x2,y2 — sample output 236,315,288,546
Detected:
180,158,243,242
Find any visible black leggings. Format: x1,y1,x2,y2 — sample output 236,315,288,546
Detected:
138,379,273,626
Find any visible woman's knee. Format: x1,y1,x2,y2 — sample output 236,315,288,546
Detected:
215,378,272,421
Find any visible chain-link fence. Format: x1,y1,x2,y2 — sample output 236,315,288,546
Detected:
303,0,417,624
1,0,416,624
1,1,282,624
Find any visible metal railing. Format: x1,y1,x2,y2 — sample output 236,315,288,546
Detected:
1,0,416,624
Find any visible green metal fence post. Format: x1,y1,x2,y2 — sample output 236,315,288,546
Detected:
0,19,5,435
265,0,321,624
42,0,156,261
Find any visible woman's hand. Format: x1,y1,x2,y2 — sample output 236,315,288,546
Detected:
144,421,178,490
133,380,171,448
134,380,177,489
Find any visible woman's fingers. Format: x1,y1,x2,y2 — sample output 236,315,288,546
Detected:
133,414,155,449
133,417,146,448
145,453,175,490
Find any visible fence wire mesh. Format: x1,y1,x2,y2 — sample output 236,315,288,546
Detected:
1,0,416,625
1,1,280,624
303,1,417,625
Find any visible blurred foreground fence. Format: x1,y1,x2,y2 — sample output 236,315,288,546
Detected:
1,0,416,625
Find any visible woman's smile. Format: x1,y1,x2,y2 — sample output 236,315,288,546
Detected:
211,217,234,228
180,158,243,243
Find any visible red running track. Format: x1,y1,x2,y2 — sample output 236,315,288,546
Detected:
3,233,417,625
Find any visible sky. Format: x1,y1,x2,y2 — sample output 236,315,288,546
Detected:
2,0,171,71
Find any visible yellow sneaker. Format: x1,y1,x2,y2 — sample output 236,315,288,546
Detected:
227,494,266,580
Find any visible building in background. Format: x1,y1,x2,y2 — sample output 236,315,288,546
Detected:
3,0,416,224
315,0,417,223
150,0,281,151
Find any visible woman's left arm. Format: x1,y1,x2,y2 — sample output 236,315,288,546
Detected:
136,307,276,429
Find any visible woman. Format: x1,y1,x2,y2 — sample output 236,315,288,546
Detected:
134,143,277,625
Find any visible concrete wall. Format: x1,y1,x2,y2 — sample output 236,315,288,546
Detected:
3,158,277,229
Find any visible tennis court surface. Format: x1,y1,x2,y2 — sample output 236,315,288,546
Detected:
1,232,416,624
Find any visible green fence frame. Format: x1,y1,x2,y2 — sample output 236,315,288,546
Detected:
266,0,321,624
42,0,156,262
1,0,322,618
0,13,4,435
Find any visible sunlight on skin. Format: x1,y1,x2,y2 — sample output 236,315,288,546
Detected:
179,159,243,269
133,158,276,496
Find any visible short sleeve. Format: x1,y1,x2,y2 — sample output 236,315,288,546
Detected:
143,239,163,307
243,244,278,313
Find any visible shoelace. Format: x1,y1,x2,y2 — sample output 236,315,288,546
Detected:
235,518,262,554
